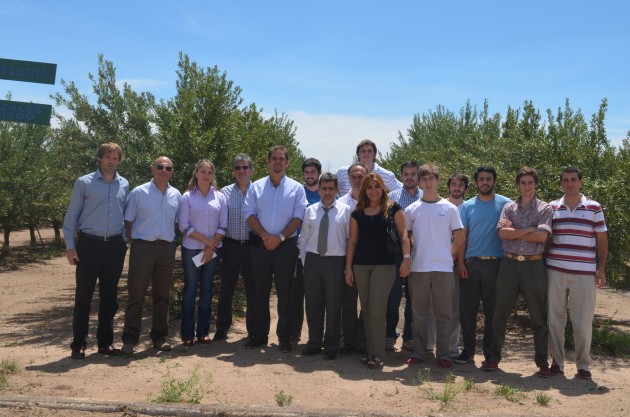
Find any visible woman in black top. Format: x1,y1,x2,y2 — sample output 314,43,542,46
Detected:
344,173,411,368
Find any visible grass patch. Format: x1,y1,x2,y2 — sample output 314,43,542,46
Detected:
152,366,203,404
565,312,630,356
414,368,431,386
536,392,551,406
426,373,459,406
495,384,523,403
463,376,476,391
274,390,293,407
0,243,65,272
0,358,19,388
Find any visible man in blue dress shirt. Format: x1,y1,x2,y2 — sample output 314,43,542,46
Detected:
121,156,181,354
243,146,308,352
63,143,129,359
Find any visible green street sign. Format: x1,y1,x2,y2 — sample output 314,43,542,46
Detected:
0,99,52,126
0,58,57,85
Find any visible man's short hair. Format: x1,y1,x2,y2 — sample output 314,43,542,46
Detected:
473,166,497,181
268,145,289,161
447,173,469,189
302,158,322,174
418,163,440,179
233,153,253,170
97,142,124,164
400,160,420,174
516,166,539,185
355,139,377,159
347,162,368,175
560,166,583,181
318,172,338,189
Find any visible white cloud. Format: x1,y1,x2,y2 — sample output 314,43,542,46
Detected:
288,111,410,172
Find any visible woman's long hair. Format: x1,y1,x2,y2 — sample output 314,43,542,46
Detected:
187,159,216,191
355,173,394,219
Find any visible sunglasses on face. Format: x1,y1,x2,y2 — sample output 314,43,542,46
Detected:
156,164,173,172
234,165,250,171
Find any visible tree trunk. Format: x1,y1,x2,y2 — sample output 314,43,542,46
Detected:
52,220,62,242
29,223,36,247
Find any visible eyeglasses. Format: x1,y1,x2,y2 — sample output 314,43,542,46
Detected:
234,165,250,171
156,164,173,172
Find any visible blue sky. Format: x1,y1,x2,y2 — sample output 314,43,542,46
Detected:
2,0,629,171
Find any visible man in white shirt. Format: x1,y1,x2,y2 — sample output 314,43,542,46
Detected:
298,173,351,360
336,139,402,195
404,164,464,369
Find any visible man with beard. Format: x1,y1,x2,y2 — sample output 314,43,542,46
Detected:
454,167,510,365
385,161,423,352
291,158,323,342
243,146,307,352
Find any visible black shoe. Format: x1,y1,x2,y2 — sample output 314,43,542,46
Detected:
323,351,337,360
244,337,268,349
339,345,355,354
301,347,322,356
70,348,85,360
213,331,227,341
279,339,292,353
153,338,172,351
453,352,473,364
97,346,122,356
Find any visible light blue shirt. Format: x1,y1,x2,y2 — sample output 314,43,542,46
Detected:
125,180,181,242
62,169,129,250
460,194,511,258
243,175,307,237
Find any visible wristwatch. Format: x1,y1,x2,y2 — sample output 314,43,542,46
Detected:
403,254,412,260
278,234,286,242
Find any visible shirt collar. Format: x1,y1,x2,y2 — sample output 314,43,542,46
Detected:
558,194,586,208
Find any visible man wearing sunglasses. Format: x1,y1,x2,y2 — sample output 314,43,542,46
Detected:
214,153,256,341
121,156,182,354
63,143,128,359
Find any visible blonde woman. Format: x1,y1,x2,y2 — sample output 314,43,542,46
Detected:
178,160,227,346
344,173,411,368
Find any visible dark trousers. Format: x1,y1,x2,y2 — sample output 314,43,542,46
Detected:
489,257,549,367
303,253,345,352
459,258,501,359
216,238,255,336
386,256,413,341
71,236,126,350
341,281,366,351
122,241,176,344
250,239,298,341
290,259,305,339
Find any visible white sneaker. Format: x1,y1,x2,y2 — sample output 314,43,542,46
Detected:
450,349,461,358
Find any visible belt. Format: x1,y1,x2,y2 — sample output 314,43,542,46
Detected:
224,237,250,245
134,239,173,245
80,232,122,242
506,252,543,261
465,256,499,261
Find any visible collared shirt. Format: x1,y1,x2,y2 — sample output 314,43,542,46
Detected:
125,180,181,242
62,169,129,250
405,198,463,272
298,200,351,262
336,162,403,195
547,194,607,275
243,175,307,236
304,186,321,206
220,182,251,241
338,192,358,211
179,186,227,250
497,196,552,256
388,187,424,210
460,194,511,258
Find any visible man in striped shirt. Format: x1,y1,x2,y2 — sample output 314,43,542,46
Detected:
547,166,608,380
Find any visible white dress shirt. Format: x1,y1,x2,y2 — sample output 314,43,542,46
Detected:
298,200,351,263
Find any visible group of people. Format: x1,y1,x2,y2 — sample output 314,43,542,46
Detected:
63,139,608,380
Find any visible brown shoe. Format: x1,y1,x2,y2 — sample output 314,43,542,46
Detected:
97,346,122,356
197,336,211,344
182,339,195,347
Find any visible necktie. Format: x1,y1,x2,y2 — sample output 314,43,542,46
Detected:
317,206,330,256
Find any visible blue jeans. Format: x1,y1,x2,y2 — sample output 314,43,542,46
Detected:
181,247,220,340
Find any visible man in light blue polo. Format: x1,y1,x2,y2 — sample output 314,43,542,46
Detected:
243,146,307,352
121,156,181,354
454,166,510,365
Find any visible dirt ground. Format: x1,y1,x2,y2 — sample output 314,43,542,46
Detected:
0,229,629,417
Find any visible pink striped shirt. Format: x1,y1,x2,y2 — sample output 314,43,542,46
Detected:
547,194,607,275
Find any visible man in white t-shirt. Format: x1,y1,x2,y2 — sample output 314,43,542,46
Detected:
336,139,402,195
404,164,464,369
